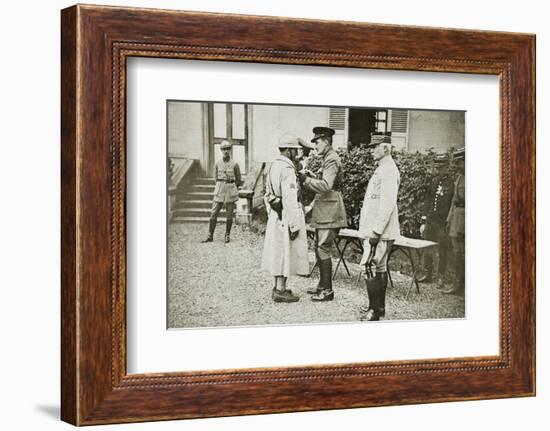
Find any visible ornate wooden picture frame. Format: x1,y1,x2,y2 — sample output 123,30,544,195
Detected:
61,4,535,425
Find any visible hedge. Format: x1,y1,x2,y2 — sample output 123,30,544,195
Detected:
304,146,462,238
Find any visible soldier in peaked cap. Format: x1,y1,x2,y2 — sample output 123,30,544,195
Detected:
201,140,243,243
299,126,347,302
261,135,309,303
358,136,401,321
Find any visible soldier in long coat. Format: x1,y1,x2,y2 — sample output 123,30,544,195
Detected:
261,135,309,303
358,138,401,321
300,127,347,302
201,140,243,243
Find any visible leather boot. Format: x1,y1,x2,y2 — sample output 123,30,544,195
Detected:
225,218,233,243
201,218,216,243
360,273,381,321
378,272,388,317
360,274,375,313
307,249,324,294
311,259,334,301
272,287,299,303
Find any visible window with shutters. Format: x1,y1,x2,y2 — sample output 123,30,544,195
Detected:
391,109,408,133
328,107,346,130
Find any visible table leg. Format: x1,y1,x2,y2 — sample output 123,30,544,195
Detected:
408,248,420,294
333,239,351,279
389,247,420,298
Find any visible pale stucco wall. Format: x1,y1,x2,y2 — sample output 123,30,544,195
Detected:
167,101,204,160
250,105,329,162
407,110,465,153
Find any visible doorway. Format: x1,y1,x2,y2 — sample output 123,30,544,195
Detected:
348,108,388,148
207,102,248,176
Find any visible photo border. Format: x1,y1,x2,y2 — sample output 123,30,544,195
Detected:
61,4,535,425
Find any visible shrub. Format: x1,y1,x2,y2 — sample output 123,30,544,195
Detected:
305,146,462,238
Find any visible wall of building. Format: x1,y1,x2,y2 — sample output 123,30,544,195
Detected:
407,110,465,153
167,101,205,160
250,105,328,162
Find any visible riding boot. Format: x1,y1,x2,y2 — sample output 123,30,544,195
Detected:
360,274,381,321
201,217,216,242
364,274,375,310
378,272,388,317
225,218,233,243
307,248,323,294
311,259,334,301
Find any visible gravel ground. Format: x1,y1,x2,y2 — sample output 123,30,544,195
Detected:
168,222,465,328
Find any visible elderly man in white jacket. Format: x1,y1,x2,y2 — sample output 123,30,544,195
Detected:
261,135,309,303
358,138,401,321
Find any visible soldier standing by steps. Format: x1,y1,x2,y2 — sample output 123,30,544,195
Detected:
201,140,243,243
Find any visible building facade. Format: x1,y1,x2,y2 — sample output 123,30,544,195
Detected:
168,101,465,177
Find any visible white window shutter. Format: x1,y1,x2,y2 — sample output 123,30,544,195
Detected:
391,109,408,133
328,107,346,130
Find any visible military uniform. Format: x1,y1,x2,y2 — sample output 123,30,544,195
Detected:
445,172,465,294
261,155,309,278
203,141,243,243
358,155,401,243
262,135,308,303
358,140,401,321
302,127,347,301
420,174,454,282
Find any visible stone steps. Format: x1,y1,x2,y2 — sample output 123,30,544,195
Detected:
173,178,219,224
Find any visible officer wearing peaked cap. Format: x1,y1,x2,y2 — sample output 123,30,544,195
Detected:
262,135,309,303
358,136,401,321
299,126,347,302
201,140,243,243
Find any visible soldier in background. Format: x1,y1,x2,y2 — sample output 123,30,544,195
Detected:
201,140,243,243
300,127,347,302
442,148,465,296
261,135,309,303
358,137,401,321
418,154,454,287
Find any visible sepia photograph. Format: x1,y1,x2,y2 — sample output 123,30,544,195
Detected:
167,101,466,329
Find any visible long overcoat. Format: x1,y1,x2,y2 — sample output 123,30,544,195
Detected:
261,156,309,277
